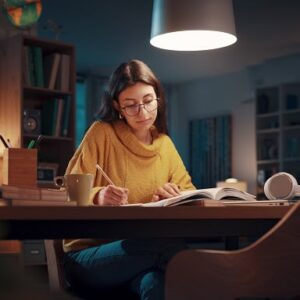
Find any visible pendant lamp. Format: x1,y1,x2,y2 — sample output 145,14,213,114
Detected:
150,0,237,51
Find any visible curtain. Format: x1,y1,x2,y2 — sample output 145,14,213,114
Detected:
190,115,231,189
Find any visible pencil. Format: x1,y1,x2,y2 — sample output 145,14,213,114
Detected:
96,164,115,185
0,134,9,148
6,138,12,148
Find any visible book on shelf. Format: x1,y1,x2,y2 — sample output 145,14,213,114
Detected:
42,98,59,135
43,52,61,89
56,54,70,92
61,96,71,137
125,187,256,207
32,46,44,88
23,46,31,85
23,46,45,87
24,46,36,86
54,98,65,136
1,185,68,202
41,97,71,137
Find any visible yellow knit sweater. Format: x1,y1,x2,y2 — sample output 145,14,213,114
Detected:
63,120,195,252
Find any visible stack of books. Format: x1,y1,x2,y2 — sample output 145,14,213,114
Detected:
0,185,75,206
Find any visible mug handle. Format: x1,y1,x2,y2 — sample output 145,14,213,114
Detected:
54,176,66,188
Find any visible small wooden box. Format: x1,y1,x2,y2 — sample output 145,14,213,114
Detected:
2,148,37,187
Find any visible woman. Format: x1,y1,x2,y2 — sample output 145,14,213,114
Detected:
63,59,195,300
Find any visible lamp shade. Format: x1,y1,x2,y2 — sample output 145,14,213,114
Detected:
150,0,237,51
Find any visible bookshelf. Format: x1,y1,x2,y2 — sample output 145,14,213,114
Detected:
0,34,76,185
256,83,300,197
0,34,76,274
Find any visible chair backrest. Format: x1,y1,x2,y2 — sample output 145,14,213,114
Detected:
44,239,68,291
165,201,300,300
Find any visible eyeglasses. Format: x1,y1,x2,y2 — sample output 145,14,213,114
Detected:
121,98,159,116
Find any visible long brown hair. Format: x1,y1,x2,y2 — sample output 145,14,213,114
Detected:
97,59,168,134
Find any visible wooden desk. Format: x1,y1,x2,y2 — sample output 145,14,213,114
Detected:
0,205,290,240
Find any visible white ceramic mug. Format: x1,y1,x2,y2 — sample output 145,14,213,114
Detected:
54,173,93,206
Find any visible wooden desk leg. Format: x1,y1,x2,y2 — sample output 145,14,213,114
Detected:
224,236,239,250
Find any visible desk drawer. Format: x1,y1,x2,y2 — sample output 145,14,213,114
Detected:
22,240,46,265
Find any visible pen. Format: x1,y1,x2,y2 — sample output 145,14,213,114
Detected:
96,164,115,185
27,139,35,149
0,134,9,148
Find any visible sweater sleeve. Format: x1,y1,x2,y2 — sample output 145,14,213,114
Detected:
65,121,105,204
166,137,196,191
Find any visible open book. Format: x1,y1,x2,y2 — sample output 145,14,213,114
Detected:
126,187,256,207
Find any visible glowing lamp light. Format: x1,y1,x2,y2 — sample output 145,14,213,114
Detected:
150,0,237,51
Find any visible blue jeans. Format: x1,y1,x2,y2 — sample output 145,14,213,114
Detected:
63,238,187,300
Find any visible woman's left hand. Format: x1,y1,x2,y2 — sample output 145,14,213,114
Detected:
152,183,181,202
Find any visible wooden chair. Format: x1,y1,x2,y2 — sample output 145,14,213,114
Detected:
165,201,300,300
44,240,68,292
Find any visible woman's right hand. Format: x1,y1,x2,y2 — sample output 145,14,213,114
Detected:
95,185,129,206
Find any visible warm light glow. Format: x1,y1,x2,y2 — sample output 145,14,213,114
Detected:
225,178,238,183
150,30,237,51
217,179,248,192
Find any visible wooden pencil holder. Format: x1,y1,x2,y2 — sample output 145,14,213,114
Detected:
2,148,37,187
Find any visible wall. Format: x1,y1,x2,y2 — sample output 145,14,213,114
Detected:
168,69,252,164
168,52,300,194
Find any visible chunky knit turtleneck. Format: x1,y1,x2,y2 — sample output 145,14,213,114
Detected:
66,120,194,204
63,120,195,252
112,120,161,158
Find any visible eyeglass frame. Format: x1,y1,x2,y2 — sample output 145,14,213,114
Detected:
120,98,159,117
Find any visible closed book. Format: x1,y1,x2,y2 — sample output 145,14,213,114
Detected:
54,98,64,136
42,98,59,135
43,53,61,89
56,54,70,92
10,199,75,206
40,188,68,201
1,185,69,203
61,96,71,136
32,46,44,88
23,46,31,85
51,98,59,135
2,185,40,200
26,46,36,86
